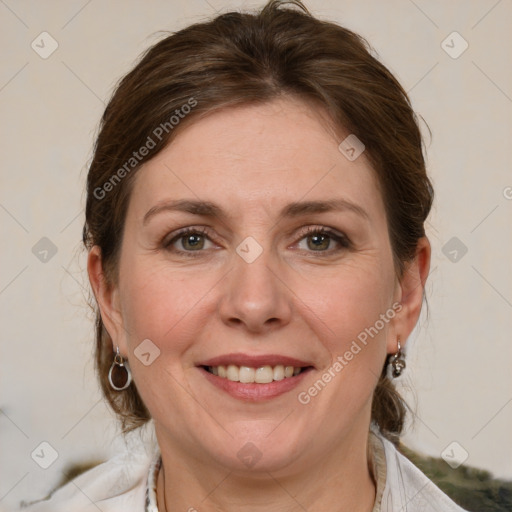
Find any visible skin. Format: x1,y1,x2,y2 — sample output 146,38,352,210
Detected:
88,97,430,511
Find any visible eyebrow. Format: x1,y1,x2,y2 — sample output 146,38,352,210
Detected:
282,199,369,220
143,200,225,225
142,198,369,225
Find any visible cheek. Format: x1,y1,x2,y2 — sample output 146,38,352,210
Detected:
295,256,396,377
116,258,221,420
302,257,394,334
118,257,219,354
288,256,397,441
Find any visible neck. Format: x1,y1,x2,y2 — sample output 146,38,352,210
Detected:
155,425,376,512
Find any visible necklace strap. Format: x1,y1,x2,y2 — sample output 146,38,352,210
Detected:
145,453,162,512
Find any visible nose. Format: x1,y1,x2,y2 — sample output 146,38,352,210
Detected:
218,246,293,334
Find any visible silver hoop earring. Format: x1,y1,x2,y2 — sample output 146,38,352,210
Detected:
390,337,406,378
108,347,132,391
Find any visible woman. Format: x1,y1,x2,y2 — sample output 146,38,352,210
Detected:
23,1,468,510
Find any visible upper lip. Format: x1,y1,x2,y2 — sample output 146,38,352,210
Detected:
197,353,313,368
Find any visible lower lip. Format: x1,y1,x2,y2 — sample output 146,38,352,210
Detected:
199,367,312,401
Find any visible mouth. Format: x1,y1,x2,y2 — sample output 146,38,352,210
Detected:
196,354,314,401
202,364,309,383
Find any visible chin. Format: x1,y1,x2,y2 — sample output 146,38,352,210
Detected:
202,421,309,474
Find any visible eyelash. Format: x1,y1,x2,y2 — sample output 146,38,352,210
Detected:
163,225,351,258
297,225,351,253
163,227,210,258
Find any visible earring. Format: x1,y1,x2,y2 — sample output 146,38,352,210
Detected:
390,337,406,378
108,346,132,391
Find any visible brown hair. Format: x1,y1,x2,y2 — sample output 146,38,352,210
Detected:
83,0,433,441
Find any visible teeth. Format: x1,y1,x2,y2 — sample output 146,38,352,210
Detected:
206,364,304,383
239,366,255,383
255,366,273,384
226,364,239,382
273,365,285,381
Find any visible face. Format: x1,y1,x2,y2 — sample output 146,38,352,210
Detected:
94,97,419,474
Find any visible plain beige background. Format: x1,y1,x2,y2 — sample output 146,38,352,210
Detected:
1,0,511,508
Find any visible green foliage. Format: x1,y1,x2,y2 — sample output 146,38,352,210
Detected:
399,444,512,512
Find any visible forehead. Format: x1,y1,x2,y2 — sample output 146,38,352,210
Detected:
129,97,384,221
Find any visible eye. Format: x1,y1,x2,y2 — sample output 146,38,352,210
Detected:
164,227,215,253
295,226,350,253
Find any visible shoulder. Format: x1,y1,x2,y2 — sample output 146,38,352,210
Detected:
18,432,157,512
375,432,469,512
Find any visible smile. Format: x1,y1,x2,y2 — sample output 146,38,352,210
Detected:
204,364,305,383
197,354,314,401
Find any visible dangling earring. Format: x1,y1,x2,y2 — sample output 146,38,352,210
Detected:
390,337,406,378
108,346,132,391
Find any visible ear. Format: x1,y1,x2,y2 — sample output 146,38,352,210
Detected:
87,246,128,355
387,237,431,354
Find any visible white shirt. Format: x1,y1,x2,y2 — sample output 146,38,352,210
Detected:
19,428,468,512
